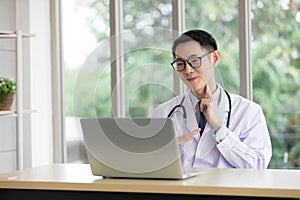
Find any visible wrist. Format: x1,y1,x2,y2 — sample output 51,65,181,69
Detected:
215,125,228,143
212,120,223,131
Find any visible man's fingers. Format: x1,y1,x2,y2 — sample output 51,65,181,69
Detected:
204,84,212,99
182,128,199,141
200,85,213,112
200,98,213,112
178,128,200,147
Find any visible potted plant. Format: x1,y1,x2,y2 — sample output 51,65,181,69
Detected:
0,77,16,111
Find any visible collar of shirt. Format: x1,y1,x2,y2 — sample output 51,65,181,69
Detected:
188,83,222,111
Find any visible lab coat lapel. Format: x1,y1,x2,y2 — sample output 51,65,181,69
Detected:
196,128,217,159
218,87,230,125
182,93,198,133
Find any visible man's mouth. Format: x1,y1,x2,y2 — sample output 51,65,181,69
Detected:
186,77,198,82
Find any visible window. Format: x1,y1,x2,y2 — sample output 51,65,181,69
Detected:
185,0,240,94
60,0,300,168
251,0,300,168
61,0,110,163
123,0,174,117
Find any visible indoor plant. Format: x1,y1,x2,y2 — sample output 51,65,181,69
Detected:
0,77,16,111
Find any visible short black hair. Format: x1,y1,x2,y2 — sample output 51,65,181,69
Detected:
172,29,218,58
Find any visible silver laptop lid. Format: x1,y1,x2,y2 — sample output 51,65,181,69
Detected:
80,117,186,179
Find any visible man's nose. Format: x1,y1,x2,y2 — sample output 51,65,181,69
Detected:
184,62,194,74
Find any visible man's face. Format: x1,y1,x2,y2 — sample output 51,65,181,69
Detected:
174,41,215,95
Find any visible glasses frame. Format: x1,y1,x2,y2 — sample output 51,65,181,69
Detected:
170,50,214,71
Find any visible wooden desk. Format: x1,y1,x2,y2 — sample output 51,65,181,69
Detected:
0,164,299,200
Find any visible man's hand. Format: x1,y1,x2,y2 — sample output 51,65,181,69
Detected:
177,128,200,148
200,85,222,131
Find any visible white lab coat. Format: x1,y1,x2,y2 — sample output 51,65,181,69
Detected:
150,87,272,169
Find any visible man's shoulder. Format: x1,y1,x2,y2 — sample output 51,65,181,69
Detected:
150,93,186,115
229,93,262,110
155,94,186,107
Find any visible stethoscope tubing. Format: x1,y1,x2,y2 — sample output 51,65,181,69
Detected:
167,96,186,118
167,89,231,129
223,89,231,128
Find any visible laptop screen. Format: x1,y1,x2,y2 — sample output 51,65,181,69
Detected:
79,117,183,176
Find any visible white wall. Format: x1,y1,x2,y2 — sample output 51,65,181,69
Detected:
0,0,21,173
29,0,53,167
0,0,53,172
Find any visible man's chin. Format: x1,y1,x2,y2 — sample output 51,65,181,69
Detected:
193,86,205,96
190,84,202,92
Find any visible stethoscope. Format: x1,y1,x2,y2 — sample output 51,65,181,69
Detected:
167,89,232,129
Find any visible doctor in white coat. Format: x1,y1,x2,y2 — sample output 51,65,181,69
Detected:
151,29,272,169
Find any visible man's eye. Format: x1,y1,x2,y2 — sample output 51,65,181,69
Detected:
176,61,184,66
189,58,200,64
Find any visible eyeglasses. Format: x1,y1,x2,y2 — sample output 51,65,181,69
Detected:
170,51,214,71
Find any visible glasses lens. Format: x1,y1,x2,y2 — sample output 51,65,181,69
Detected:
174,59,185,71
188,57,201,68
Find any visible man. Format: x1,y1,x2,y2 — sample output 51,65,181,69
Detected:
151,29,272,168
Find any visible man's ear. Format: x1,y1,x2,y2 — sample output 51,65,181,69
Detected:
212,50,220,64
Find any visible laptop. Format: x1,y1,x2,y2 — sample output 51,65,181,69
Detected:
79,117,205,179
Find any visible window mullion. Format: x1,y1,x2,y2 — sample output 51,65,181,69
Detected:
238,0,252,100
51,0,66,163
110,0,125,117
172,0,186,96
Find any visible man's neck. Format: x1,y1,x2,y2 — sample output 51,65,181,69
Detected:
190,80,218,100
